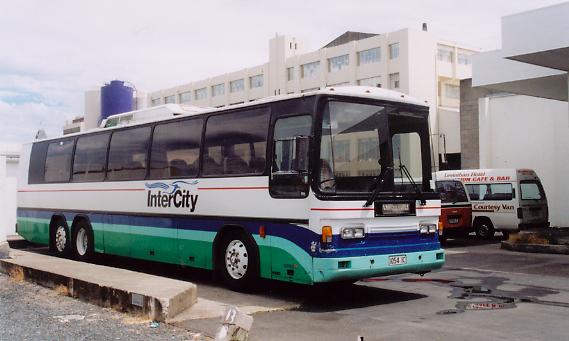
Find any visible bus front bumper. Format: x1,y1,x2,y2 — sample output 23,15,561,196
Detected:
312,249,445,283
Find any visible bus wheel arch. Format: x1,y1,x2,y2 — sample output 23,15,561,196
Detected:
474,217,495,240
213,225,260,291
71,215,95,261
49,214,71,257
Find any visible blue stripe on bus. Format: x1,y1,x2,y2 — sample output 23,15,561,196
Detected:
17,208,440,258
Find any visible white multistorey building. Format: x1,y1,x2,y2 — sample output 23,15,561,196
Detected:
467,2,569,227
149,28,478,169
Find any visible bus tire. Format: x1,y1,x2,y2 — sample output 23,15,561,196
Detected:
474,218,495,240
72,220,94,262
50,218,71,257
217,230,259,292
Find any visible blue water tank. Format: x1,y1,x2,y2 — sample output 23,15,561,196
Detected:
100,80,134,121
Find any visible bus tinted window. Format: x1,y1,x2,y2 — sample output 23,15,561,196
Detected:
28,142,49,184
149,118,202,178
466,183,513,201
45,139,75,183
72,133,110,182
203,108,269,176
107,127,151,181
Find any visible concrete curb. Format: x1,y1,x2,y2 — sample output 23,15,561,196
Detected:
501,241,569,255
0,250,197,322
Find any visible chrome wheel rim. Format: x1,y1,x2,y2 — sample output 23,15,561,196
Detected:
76,228,88,256
225,240,248,280
55,226,67,252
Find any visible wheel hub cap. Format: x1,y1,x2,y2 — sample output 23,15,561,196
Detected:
55,226,67,252
225,240,249,280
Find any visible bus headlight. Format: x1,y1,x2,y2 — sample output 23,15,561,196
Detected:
341,227,365,239
419,223,437,235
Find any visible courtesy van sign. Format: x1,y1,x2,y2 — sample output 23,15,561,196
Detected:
145,180,199,212
441,171,511,183
473,203,514,213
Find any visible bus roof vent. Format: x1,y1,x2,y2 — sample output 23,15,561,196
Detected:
100,104,210,128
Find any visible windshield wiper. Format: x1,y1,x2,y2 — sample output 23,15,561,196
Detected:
398,163,426,205
363,162,393,207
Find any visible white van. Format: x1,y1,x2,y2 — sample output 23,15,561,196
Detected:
436,169,549,239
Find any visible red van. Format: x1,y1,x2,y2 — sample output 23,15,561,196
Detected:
435,180,472,242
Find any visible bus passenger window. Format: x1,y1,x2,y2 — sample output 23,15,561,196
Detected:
203,108,269,176
45,139,75,183
107,126,151,181
72,133,110,182
149,118,202,179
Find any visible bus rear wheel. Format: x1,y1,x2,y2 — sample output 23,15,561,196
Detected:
72,221,94,262
51,219,71,257
217,230,259,291
475,219,495,240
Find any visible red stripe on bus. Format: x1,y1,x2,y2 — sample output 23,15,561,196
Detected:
18,188,145,193
417,206,441,209
197,186,269,190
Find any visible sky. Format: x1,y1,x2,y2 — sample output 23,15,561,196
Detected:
0,0,566,143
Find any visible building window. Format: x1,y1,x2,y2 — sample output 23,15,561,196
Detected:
358,138,380,161
389,43,400,59
358,47,380,65
151,98,161,106
179,91,192,103
249,74,264,89
230,79,244,93
212,83,225,97
445,84,460,99
301,61,320,78
389,73,400,89
164,95,176,104
457,53,471,65
357,76,381,87
287,67,295,81
195,87,207,100
438,48,454,63
328,54,349,73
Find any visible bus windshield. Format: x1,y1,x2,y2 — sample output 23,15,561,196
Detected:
318,100,430,194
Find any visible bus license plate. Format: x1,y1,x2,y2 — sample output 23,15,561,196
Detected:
448,218,459,224
389,255,407,266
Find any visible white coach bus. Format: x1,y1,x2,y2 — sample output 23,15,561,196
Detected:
17,87,444,290
436,169,549,239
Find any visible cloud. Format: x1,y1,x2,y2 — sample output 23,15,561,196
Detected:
0,0,566,142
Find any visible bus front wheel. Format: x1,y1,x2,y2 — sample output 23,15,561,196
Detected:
475,219,495,240
72,220,94,262
217,230,259,291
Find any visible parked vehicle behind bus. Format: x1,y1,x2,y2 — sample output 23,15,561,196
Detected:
436,169,549,239
16,87,445,290
435,179,472,242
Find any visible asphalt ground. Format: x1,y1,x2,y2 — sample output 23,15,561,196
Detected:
3,235,569,340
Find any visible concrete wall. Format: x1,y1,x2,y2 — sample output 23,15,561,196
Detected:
478,94,569,227
460,78,501,169
0,143,20,242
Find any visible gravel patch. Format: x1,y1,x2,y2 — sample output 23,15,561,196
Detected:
0,273,211,340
